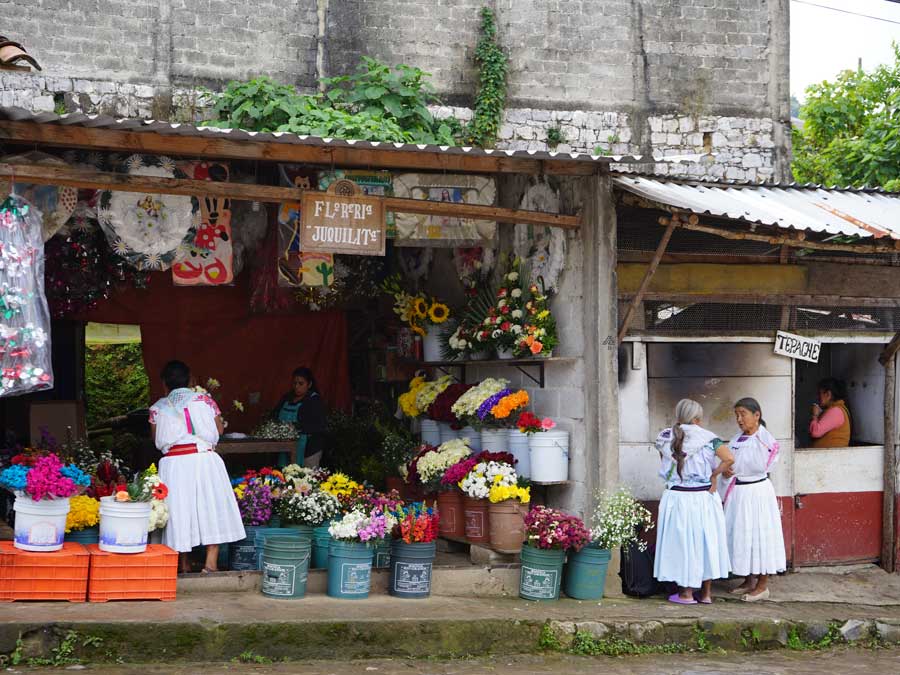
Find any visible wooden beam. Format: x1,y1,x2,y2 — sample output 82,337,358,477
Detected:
619,292,900,308
0,119,600,176
882,353,897,573
617,219,677,343
0,162,580,229
881,331,900,366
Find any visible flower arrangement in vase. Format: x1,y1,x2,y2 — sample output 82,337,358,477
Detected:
414,375,453,414
320,472,365,510
329,507,398,543
450,377,510,430
381,274,451,338
482,256,528,358
66,495,100,534
278,488,341,526
234,479,274,526
426,383,472,429
398,375,427,418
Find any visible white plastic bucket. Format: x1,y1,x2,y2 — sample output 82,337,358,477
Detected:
480,428,508,453
529,430,569,482
507,429,531,478
99,497,152,553
439,422,459,444
13,495,70,552
496,347,515,360
420,419,441,447
422,326,442,362
460,426,481,451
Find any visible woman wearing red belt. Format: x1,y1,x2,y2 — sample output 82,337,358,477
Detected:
149,360,245,573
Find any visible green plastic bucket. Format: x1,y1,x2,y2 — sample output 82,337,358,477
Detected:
327,540,374,599
255,528,303,570
261,536,312,599
373,537,391,569
268,515,282,527
564,544,611,600
312,525,332,569
284,524,314,541
64,527,99,545
519,544,565,601
230,525,262,570
389,540,436,599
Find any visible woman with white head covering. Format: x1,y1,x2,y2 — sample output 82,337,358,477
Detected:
654,398,734,604
723,397,786,602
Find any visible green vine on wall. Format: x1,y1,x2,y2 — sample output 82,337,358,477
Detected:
468,7,508,148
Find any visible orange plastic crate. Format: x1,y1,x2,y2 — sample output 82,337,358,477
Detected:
87,544,178,602
0,541,89,602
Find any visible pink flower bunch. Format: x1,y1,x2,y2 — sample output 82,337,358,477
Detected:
358,510,389,542
524,505,591,551
367,489,404,513
25,454,85,501
442,457,478,486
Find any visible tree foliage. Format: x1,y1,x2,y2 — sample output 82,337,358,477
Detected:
84,344,149,428
792,45,900,190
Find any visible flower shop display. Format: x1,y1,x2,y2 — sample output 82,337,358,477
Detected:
380,428,417,493
277,488,341,535
528,426,569,483
99,466,169,554
564,488,654,601
458,460,520,545
427,382,472,430
1,452,90,551
414,375,453,419
415,438,471,494
401,443,437,498
234,479,274,527
520,506,591,601
389,502,440,599
398,375,427,419
0,196,54,396
64,494,101,544
320,472,365,510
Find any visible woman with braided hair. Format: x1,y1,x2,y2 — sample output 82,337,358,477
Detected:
654,398,734,604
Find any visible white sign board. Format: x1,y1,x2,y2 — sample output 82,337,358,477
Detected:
774,331,821,363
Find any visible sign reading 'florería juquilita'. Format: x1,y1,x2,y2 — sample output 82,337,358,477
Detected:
300,192,386,256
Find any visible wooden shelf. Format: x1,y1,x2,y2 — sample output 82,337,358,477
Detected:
417,356,576,389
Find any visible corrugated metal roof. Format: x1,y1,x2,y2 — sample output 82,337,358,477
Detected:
0,106,673,166
614,175,900,241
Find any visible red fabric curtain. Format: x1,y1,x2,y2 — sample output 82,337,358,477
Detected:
83,273,351,429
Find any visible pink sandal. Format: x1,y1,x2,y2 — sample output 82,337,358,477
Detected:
668,593,698,605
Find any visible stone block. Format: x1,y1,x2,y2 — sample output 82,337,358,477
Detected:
576,621,609,639
666,133,682,146
468,543,518,566
875,622,900,644
839,619,870,642
628,621,665,644
662,118,678,133
648,117,663,133
32,95,55,111
741,153,762,168
532,109,551,122
506,109,530,124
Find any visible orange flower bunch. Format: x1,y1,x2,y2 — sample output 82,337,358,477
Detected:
521,331,543,355
491,389,529,419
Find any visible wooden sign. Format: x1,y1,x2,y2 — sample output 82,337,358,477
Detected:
300,186,386,256
774,331,821,363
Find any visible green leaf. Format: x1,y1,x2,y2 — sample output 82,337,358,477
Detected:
365,85,388,100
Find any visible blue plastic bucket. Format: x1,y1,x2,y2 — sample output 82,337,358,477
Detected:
389,541,436,599
326,540,374,599
261,536,312,600
284,524,314,541
312,524,332,569
519,544,565,601
230,525,262,570
64,527,99,545
373,537,391,569
254,528,303,569
564,544,611,600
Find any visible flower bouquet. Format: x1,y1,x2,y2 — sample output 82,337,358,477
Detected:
426,383,472,429
193,376,245,426
478,388,529,429
398,375,427,418
524,505,590,551
516,412,556,435
0,452,91,501
483,257,528,357
451,377,510,430
328,507,397,543
234,480,274,526
392,502,440,544
517,281,558,357
251,419,300,441
402,443,438,487
415,438,472,493
382,274,451,339
320,472,365,510
414,375,453,415
65,495,100,534
589,487,654,552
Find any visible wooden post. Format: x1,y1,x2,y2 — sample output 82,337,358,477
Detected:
883,352,897,573
616,216,677,344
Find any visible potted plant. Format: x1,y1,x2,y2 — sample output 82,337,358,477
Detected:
99,465,168,554
327,507,396,599
520,506,590,601
389,502,440,599
565,488,654,600
0,452,91,551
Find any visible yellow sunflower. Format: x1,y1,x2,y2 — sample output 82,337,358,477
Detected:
428,302,450,324
413,297,428,319
411,323,427,337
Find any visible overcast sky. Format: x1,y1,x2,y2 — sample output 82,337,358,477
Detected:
791,0,900,100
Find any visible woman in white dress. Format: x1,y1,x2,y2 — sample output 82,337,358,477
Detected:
723,397,786,602
654,399,734,604
149,360,246,573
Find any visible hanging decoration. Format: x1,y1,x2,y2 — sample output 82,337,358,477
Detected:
0,152,78,241
229,197,268,279
293,255,385,312
97,155,195,271
513,181,566,295
0,195,53,396
275,166,331,288
172,161,234,286
392,173,497,247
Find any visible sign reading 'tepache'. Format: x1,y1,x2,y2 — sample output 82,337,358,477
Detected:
774,331,821,363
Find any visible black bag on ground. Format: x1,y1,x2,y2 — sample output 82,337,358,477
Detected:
619,540,661,598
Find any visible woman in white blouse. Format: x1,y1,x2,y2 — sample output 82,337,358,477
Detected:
654,398,734,604
723,397,786,601
149,360,245,573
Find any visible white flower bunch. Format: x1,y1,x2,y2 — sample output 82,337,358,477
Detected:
448,326,472,352
459,464,489,499
414,375,453,411
148,499,168,532
484,460,518,487
283,465,317,483
589,487,654,551
451,378,510,419
329,509,368,540
417,439,471,483
252,419,299,440
279,490,340,526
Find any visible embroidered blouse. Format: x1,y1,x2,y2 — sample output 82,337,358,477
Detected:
655,424,722,489
728,425,780,481
149,388,221,454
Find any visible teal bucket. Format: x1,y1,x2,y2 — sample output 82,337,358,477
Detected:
312,525,332,569
65,527,99,545
389,541,436,599
284,524,314,541
230,525,262,570
217,542,230,570
255,528,304,570
261,536,312,600
373,537,391,569
519,545,566,601
327,540,374,599
269,515,282,527
564,545,611,600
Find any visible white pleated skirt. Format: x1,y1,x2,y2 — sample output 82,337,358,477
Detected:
724,478,786,576
159,451,246,553
654,488,731,589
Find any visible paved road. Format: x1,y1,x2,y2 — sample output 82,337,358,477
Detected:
15,648,900,674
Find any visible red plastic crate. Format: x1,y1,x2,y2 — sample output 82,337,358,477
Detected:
0,541,89,602
87,544,178,602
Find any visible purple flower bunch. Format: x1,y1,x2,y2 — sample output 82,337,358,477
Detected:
358,509,389,542
524,505,591,551
237,481,273,526
477,388,513,421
